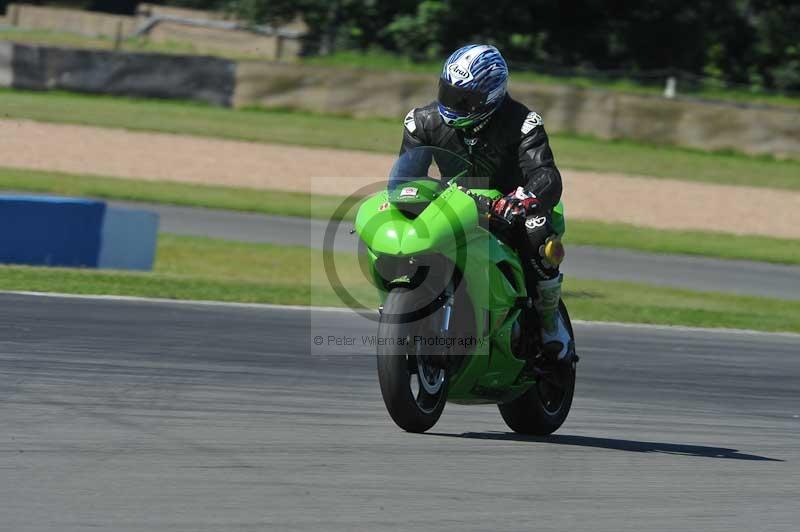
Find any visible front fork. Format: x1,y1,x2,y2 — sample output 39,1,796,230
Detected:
426,283,456,370
440,285,455,335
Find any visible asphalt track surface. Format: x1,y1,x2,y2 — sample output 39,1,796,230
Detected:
112,200,800,301
2,292,798,531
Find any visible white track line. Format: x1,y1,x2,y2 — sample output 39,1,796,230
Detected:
2,289,799,339
570,319,800,339
0,290,350,313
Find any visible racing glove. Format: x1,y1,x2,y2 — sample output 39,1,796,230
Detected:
492,187,541,223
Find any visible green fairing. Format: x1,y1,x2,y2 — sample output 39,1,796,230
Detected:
354,139,573,406
553,201,566,236
356,179,571,403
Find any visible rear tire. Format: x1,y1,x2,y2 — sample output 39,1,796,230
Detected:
377,287,448,433
498,301,576,435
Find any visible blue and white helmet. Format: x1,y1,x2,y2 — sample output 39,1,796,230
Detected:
437,44,509,129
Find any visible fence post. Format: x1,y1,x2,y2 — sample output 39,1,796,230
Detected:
9,4,20,26
113,20,123,50
664,76,677,99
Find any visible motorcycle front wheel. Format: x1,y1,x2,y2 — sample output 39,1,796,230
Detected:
376,286,449,433
498,300,576,435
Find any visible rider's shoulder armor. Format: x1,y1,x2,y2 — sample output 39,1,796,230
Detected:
485,96,543,146
408,102,453,143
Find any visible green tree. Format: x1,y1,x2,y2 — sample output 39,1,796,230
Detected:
382,0,448,59
747,0,800,91
119,0,800,93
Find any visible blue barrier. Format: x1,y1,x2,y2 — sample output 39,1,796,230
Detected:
99,207,159,271
0,195,158,270
0,195,106,267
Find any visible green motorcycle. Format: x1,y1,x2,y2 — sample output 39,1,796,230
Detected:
354,146,576,434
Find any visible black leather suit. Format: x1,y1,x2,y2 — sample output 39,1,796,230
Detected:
399,94,564,282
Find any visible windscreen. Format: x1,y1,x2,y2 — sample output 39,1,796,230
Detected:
388,146,472,193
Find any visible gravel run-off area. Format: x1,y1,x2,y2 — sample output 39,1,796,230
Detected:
3,119,799,238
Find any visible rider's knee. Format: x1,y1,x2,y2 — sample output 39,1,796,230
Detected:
524,214,565,280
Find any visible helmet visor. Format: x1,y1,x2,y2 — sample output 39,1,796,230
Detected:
437,79,489,114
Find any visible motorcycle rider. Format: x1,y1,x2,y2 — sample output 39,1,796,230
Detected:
400,44,572,362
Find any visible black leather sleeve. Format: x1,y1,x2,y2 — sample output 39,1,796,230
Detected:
518,126,563,210
399,109,426,155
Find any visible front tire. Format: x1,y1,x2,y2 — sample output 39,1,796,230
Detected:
377,287,448,433
498,301,576,435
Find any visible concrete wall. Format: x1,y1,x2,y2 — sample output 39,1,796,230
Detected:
6,3,136,39
0,41,11,87
136,3,232,22
234,63,800,159
3,40,797,158
508,82,800,157
10,43,236,106
235,62,436,118
146,22,302,61
4,3,305,60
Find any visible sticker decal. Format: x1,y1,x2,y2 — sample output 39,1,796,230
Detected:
404,110,417,133
513,186,534,200
525,216,547,229
521,112,543,134
399,187,418,198
445,44,492,84
447,61,473,83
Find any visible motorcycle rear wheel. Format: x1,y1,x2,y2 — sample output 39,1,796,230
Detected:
498,301,576,435
377,286,449,433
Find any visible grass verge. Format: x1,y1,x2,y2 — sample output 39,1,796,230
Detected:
2,89,799,189
564,220,800,265
0,235,372,307
3,167,800,265
0,167,352,220
0,234,797,333
563,278,800,333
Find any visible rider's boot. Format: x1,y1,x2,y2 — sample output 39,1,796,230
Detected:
535,274,573,363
